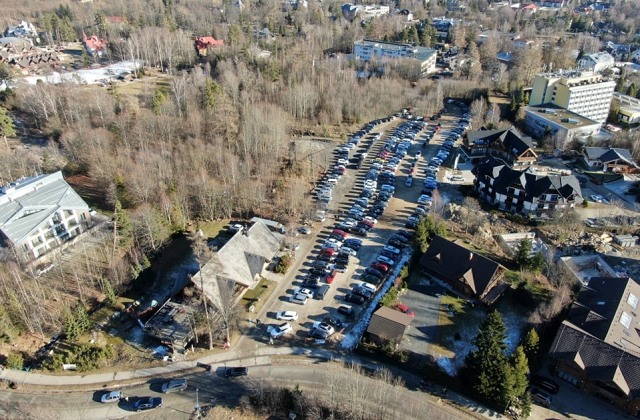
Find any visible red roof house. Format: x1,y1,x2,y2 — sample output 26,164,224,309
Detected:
195,36,224,56
82,32,107,57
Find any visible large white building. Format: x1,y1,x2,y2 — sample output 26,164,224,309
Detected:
0,172,93,262
353,39,437,77
529,70,615,124
577,52,615,74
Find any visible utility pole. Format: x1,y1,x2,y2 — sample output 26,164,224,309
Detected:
195,388,200,418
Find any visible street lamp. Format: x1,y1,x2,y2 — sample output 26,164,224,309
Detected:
195,388,200,415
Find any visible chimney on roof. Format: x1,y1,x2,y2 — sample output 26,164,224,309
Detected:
242,224,249,236
469,252,474,261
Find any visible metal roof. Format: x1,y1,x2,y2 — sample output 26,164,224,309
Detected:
0,172,89,244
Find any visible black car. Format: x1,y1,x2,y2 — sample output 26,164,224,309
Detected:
380,250,399,261
336,223,352,233
225,367,249,377
351,227,368,237
531,375,560,394
309,328,330,340
352,286,374,299
317,253,334,262
343,241,361,251
322,315,344,328
335,256,350,265
311,260,331,270
397,230,414,239
309,267,326,277
337,305,355,317
365,268,385,280
303,277,320,289
529,387,552,408
361,274,382,285
344,293,366,304
133,397,163,412
360,189,374,198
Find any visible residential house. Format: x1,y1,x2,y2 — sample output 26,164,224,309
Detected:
4,21,38,40
419,235,508,304
255,28,276,42
577,52,615,74
194,36,224,56
605,42,631,60
531,0,566,8
192,220,282,306
82,32,107,57
10,51,59,69
548,276,640,415
366,306,413,345
473,156,583,217
0,37,33,54
612,92,640,125
582,147,639,173
0,172,93,263
512,36,535,49
461,126,538,167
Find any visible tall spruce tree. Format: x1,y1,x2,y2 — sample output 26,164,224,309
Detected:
511,345,530,398
521,328,540,370
515,237,533,269
463,310,515,410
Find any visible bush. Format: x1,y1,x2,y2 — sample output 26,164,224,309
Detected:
41,343,114,372
6,352,24,369
274,254,293,274
379,287,398,307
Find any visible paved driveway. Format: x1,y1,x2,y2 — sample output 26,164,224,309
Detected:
399,278,446,356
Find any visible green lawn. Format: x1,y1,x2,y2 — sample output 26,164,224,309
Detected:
197,220,230,239
241,278,276,311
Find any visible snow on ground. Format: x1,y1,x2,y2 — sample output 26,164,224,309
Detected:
21,60,142,85
340,250,412,350
436,303,528,376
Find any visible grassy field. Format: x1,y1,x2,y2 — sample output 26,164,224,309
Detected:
241,278,276,311
197,219,230,239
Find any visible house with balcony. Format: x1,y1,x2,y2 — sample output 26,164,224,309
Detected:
577,52,615,74
583,147,639,173
0,172,93,263
473,156,582,217
548,276,640,416
462,126,538,167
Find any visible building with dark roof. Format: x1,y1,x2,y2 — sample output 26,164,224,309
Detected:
462,126,537,167
548,277,640,415
366,306,413,345
583,147,638,173
473,156,582,217
419,235,508,304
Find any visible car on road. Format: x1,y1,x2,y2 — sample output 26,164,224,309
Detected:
344,293,366,304
294,287,314,299
161,379,188,393
377,255,395,266
225,367,249,377
418,195,433,205
309,328,331,340
276,311,299,321
395,304,415,317
352,286,374,299
302,276,320,289
370,262,389,272
360,282,377,293
133,397,163,412
322,315,344,328
100,391,122,403
383,245,401,255
340,246,357,256
405,176,414,187
589,194,604,203
326,270,338,284
351,227,369,237
269,322,293,338
365,267,385,280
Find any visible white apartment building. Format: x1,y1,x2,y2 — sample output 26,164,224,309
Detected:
529,70,615,124
0,172,93,262
353,39,437,77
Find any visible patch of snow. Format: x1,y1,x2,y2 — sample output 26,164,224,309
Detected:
22,60,142,85
340,250,412,350
501,308,526,355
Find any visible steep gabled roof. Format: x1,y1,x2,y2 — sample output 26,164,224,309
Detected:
474,156,582,200
419,235,502,299
0,172,89,244
367,306,413,342
550,322,640,398
466,127,536,159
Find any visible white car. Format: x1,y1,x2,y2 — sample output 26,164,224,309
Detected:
363,216,377,225
383,245,401,255
337,158,349,165
276,311,299,321
312,322,336,336
269,322,293,338
324,238,343,248
589,194,604,203
101,391,122,403
360,282,377,294
294,287,314,299
340,246,357,256
377,255,395,266
364,180,377,189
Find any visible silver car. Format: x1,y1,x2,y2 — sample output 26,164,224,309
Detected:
100,391,122,403
161,378,187,393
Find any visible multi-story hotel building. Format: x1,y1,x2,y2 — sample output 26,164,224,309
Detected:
353,39,437,77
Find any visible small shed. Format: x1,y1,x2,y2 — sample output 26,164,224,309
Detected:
614,234,638,248
366,306,413,346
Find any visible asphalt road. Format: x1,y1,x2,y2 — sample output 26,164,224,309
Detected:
0,364,467,420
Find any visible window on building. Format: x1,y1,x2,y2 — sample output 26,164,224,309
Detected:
620,311,632,329
628,293,638,309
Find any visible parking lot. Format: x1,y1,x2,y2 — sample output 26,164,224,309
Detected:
254,105,469,347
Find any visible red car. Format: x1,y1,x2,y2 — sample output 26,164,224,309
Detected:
360,219,374,228
332,229,348,239
370,262,389,272
396,304,415,317
321,248,336,256
326,269,338,284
